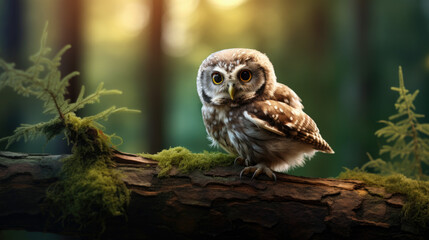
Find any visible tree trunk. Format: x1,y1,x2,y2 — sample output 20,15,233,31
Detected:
57,0,84,103
145,0,166,153
0,151,426,240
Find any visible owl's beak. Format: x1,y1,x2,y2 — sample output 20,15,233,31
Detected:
228,84,235,100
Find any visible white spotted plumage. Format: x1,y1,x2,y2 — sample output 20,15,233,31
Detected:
196,48,334,180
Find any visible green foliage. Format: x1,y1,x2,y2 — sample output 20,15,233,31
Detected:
339,168,429,228
363,66,429,179
1,119,65,147
140,146,234,177
0,24,139,148
0,24,138,231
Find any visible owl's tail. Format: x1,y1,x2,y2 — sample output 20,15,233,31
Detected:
314,134,335,154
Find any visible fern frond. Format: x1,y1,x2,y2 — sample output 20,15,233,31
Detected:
0,119,64,148
85,106,140,122
417,124,429,136
362,153,389,173
63,83,123,115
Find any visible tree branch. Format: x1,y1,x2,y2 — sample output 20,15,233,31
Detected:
0,151,426,239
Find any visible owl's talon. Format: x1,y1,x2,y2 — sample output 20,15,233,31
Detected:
240,163,276,181
239,167,251,179
239,169,245,179
266,170,277,182
251,167,263,180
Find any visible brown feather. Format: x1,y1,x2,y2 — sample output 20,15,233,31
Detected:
245,100,334,153
272,83,304,110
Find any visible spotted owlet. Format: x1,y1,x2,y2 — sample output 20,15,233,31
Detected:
196,48,334,180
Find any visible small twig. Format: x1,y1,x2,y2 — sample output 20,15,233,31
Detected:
47,90,66,122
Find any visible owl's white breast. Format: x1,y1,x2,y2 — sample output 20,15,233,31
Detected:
201,105,241,155
201,104,266,161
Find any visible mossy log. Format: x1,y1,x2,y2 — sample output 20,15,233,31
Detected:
0,151,427,240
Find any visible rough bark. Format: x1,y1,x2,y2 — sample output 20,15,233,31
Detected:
0,151,426,240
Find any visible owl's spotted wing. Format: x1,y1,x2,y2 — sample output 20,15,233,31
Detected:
243,100,334,153
272,83,303,110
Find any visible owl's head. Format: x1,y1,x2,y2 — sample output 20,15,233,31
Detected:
196,48,277,107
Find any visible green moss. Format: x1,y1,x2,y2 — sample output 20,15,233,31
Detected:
140,147,234,177
339,168,429,228
46,113,130,232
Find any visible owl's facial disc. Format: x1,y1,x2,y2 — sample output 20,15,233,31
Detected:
201,62,266,107
210,66,242,105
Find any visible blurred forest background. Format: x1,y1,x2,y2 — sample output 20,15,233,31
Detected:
1,0,429,180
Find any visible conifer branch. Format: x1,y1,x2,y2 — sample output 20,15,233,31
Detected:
369,66,429,179
0,23,140,148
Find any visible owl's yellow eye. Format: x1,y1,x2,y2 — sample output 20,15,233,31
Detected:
212,72,223,85
239,70,252,82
